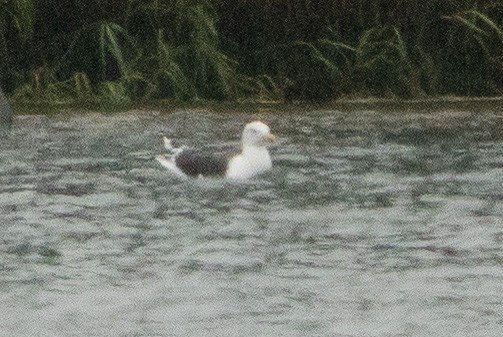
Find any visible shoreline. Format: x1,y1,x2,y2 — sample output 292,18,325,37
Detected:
10,95,503,115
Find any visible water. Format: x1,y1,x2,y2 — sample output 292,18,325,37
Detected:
0,107,502,337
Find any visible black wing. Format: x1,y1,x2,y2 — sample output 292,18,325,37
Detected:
175,150,229,177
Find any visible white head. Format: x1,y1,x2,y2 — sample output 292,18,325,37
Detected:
241,121,276,148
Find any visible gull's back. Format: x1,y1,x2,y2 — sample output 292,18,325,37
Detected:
174,150,229,177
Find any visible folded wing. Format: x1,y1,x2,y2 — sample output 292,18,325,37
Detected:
174,150,229,177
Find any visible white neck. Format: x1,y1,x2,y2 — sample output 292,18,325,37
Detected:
242,144,267,154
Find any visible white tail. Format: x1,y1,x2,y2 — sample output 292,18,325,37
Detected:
156,155,187,178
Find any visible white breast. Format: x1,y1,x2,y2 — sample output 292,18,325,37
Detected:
226,147,272,180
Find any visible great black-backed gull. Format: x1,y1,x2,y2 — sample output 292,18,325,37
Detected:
156,121,276,179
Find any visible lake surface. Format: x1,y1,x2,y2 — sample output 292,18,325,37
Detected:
1,106,502,336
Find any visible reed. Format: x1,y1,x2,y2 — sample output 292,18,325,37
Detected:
1,0,502,104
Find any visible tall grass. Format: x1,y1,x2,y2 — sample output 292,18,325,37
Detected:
1,0,503,104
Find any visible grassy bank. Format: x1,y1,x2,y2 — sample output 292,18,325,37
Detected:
1,0,503,105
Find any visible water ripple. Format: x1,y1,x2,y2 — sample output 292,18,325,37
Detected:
0,109,502,336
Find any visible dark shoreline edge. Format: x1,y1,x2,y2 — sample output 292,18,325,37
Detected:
0,88,13,129
9,96,503,115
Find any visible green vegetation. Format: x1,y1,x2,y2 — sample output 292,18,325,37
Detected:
1,0,502,106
